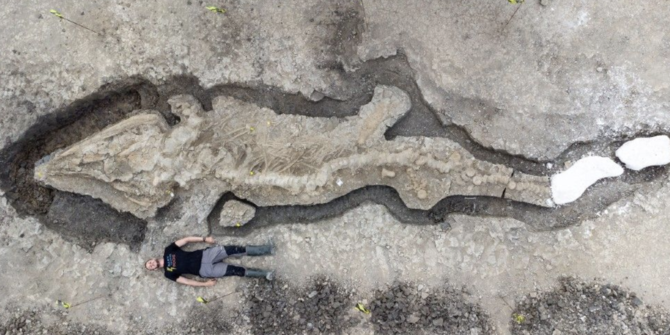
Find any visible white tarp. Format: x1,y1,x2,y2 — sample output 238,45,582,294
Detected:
616,135,670,171
551,156,623,205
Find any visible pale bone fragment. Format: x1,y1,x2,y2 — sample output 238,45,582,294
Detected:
381,168,396,178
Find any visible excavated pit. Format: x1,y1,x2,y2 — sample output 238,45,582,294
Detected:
1,53,668,249
0,79,156,250
209,176,642,237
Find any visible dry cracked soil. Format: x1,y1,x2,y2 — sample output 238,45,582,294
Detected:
2,0,670,334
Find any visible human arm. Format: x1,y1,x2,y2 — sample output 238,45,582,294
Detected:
174,236,216,247
175,277,217,287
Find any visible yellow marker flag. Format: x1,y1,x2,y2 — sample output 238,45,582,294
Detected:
206,6,226,14
48,9,101,35
57,300,71,309
196,296,208,304
355,303,371,314
513,313,526,324
50,9,64,19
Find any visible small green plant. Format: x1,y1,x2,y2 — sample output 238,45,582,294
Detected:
512,313,526,324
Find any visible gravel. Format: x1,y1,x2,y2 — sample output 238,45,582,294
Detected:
369,282,494,335
5,277,666,335
245,276,359,335
511,277,670,335
0,308,114,335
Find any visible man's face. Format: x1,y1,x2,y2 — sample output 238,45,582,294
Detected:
145,258,159,270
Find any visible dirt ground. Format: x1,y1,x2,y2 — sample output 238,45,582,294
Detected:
2,0,670,334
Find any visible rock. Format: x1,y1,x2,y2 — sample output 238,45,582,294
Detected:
432,317,444,326
381,168,396,178
417,189,427,199
540,0,550,6
415,156,429,166
309,90,325,101
218,200,255,227
472,176,482,186
539,306,550,320
408,315,420,324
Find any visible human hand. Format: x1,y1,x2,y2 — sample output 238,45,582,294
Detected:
204,279,217,287
205,236,216,244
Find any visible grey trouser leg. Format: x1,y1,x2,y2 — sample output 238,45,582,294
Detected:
199,246,230,278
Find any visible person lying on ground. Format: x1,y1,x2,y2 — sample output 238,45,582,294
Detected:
144,236,274,287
